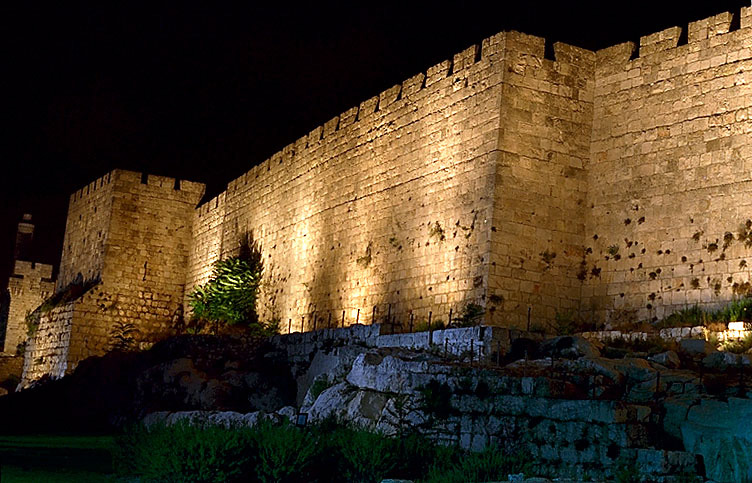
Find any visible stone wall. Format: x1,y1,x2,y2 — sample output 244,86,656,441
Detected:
21,302,73,385
21,170,206,385
489,35,594,329
3,261,54,354
584,8,752,324
58,172,115,287
20,8,752,384
186,30,603,331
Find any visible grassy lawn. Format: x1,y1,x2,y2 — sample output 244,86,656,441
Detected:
0,434,122,482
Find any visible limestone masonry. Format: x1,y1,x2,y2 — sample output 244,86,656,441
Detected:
9,8,752,385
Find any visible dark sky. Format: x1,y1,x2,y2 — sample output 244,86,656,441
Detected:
1,1,748,288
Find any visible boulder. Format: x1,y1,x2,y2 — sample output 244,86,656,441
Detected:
680,397,752,482
702,351,746,371
142,410,280,428
297,345,367,405
648,350,680,369
276,405,297,422
678,339,715,357
537,336,600,360
345,350,441,394
307,381,356,422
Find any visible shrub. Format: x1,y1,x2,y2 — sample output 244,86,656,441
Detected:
252,421,317,483
715,297,752,323
456,303,484,327
658,305,706,328
423,447,533,483
189,232,271,333
114,422,253,482
720,332,752,354
328,426,398,483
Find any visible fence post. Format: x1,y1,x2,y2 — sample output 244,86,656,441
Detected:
410,313,414,333
372,306,377,325
448,307,453,326
288,318,292,334
356,308,360,325
341,310,345,328
301,316,305,333
428,311,433,345
527,306,531,331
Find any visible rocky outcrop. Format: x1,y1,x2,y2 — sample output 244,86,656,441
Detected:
299,347,699,480
0,335,294,432
679,398,752,483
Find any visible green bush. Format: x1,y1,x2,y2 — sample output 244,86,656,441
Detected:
115,419,533,483
423,446,533,483
252,421,317,483
328,426,398,483
720,332,752,354
115,422,253,482
189,233,271,333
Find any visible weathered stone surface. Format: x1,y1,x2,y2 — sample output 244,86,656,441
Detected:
702,351,749,371
649,350,681,369
681,398,752,483
678,339,716,357
537,336,600,360
143,410,281,429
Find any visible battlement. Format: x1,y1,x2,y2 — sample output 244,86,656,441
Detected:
11,260,53,279
69,169,205,207
70,171,113,204
196,192,226,218
598,7,752,68
220,30,595,195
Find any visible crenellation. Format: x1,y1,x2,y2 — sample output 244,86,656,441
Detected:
322,116,339,138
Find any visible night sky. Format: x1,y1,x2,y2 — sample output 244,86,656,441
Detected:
1,1,748,288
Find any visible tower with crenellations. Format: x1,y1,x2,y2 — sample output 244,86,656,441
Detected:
2,215,55,355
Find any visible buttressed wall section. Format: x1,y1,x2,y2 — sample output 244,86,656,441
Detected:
584,8,752,324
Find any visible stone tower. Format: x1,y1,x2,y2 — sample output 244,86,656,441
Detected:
3,215,55,354
20,171,204,384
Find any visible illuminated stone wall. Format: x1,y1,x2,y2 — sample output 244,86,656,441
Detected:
187,34,512,330
20,7,752,385
583,8,752,325
3,261,54,354
488,34,594,329
22,170,205,385
57,173,115,288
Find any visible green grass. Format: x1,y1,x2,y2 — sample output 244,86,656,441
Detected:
0,434,119,482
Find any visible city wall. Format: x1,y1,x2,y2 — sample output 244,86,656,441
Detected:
584,9,752,324
186,30,600,331
16,7,752,385
186,7,752,330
